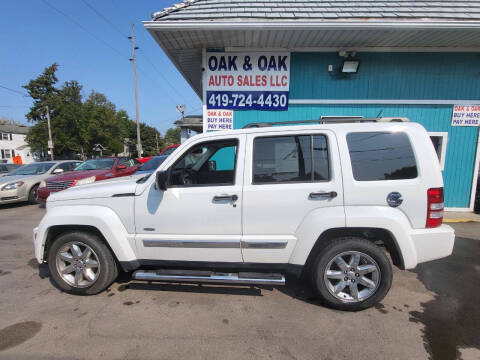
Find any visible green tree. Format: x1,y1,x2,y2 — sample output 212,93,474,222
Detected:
126,123,164,157
164,127,181,146
83,91,123,156
23,63,60,155
23,63,59,123
23,63,166,159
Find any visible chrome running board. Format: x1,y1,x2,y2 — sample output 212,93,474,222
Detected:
132,269,285,286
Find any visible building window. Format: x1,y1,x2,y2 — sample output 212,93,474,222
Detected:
3,149,11,159
346,132,418,181
1,133,10,141
429,132,448,171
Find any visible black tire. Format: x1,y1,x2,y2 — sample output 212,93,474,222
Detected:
28,184,39,204
311,237,392,311
47,231,118,295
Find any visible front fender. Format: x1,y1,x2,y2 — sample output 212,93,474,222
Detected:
34,205,136,263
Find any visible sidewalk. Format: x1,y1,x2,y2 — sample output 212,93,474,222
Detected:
444,211,480,223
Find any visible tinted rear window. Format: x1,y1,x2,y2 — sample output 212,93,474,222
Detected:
253,135,329,184
346,132,417,181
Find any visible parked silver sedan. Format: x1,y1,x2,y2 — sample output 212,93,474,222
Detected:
0,160,81,205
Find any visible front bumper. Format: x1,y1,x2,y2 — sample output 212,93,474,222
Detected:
410,224,455,266
33,227,42,264
0,187,26,204
36,186,54,204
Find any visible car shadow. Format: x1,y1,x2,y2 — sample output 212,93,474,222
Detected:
0,201,33,210
122,281,265,297
117,273,318,300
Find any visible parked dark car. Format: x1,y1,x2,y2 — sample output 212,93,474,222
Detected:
37,157,140,203
136,155,168,176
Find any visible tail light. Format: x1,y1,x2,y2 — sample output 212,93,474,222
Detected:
426,187,444,228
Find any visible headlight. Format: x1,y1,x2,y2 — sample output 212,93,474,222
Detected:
72,176,96,186
39,180,46,188
1,181,24,191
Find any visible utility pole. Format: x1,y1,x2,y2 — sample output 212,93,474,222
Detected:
155,130,159,154
45,105,54,160
129,23,142,157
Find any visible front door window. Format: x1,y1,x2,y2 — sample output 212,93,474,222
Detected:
170,140,238,186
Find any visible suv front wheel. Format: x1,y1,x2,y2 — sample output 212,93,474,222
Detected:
312,237,392,311
47,231,118,295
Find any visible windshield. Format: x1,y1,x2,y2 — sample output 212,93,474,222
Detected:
7,162,55,176
139,156,167,172
161,147,177,156
75,158,115,171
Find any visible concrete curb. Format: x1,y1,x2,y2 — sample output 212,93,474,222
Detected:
443,219,474,223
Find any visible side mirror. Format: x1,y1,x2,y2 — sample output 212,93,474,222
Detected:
117,165,127,170
155,170,168,191
208,160,217,171
53,168,64,174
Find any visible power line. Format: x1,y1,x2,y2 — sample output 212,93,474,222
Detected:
41,0,197,129
40,0,126,59
138,49,184,99
0,85,29,97
75,0,187,103
79,0,128,38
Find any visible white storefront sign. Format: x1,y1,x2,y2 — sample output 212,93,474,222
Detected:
451,105,480,126
204,109,234,131
205,51,290,112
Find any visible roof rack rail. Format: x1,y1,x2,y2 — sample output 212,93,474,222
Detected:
242,117,409,128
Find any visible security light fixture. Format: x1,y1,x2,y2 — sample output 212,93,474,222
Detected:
341,60,360,74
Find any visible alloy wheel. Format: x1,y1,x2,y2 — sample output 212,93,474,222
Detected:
323,251,380,303
55,241,101,288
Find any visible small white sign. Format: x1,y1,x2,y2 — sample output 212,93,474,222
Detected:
203,109,233,132
48,140,54,148
451,105,480,126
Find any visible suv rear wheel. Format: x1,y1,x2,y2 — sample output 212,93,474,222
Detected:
47,231,118,295
312,237,392,311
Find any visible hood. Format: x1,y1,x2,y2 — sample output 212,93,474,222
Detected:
46,169,111,182
49,176,138,202
0,174,36,185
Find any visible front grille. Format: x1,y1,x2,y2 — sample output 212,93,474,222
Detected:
46,180,74,191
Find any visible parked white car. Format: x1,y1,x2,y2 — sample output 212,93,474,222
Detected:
33,121,454,310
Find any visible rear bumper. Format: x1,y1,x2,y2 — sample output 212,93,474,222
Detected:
409,224,455,267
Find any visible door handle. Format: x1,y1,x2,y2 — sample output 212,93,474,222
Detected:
309,191,337,199
213,194,238,202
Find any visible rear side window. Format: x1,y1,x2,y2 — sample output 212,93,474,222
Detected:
253,135,329,184
346,132,417,181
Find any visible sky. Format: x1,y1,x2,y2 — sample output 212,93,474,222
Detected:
0,0,202,134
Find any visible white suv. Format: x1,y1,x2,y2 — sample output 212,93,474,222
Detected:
33,121,455,310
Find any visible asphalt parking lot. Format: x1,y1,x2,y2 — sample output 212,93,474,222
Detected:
0,203,479,360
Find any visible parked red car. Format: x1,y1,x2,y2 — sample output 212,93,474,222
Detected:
159,144,179,156
136,144,180,164
37,157,140,203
